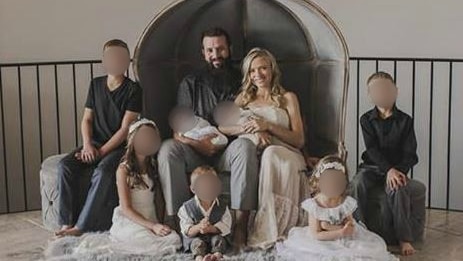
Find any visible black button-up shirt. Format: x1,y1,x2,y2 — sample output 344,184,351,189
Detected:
360,106,418,175
176,65,241,125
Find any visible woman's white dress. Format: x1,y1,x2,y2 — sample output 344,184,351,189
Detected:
276,196,399,261
247,105,311,249
73,174,182,256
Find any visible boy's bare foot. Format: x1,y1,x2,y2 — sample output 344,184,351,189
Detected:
400,241,416,256
212,252,223,260
54,225,73,237
56,227,83,237
195,255,203,261
203,254,214,261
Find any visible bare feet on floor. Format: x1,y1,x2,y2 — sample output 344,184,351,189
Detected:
400,241,416,256
54,226,83,238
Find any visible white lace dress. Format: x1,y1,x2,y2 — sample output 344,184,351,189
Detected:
247,105,311,249
276,196,399,261
73,174,182,256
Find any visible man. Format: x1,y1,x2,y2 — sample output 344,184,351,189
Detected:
158,27,258,249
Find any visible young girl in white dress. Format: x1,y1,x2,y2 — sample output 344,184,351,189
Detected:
108,118,182,255
277,155,398,261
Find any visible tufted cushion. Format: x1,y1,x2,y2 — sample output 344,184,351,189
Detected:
40,154,67,231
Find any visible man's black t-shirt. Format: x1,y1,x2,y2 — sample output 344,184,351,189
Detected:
176,65,241,125
85,76,142,145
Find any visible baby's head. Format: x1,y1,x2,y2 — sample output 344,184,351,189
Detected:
168,106,197,133
213,101,241,126
190,166,222,202
127,118,161,157
367,71,398,109
309,155,348,198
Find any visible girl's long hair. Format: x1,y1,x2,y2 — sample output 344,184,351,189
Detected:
238,48,286,108
120,122,166,221
120,123,158,190
309,155,349,196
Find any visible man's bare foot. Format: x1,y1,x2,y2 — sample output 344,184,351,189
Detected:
195,255,203,261
233,227,247,252
400,241,416,256
233,210,249,252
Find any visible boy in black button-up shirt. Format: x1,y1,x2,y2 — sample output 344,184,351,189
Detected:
351,72,426,257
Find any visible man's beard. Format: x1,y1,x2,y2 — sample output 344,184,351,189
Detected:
206,57,232,73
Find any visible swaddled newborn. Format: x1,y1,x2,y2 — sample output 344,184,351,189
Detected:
214,101,294,150
168,106,228,146
213,101,262,146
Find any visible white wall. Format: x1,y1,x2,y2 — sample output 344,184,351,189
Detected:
1,0,462,62
0,0,462,212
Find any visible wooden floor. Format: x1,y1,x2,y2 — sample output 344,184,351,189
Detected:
0,209,462,260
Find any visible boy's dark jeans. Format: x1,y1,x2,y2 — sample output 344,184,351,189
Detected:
351,164,426,243
57,146,124,232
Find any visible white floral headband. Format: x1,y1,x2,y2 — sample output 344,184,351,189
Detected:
314,162,345,178
129,118,157,135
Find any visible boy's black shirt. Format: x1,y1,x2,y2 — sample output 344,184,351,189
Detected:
360,105,418,175
85,76,142,145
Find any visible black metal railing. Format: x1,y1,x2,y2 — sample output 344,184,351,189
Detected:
0,57,461,214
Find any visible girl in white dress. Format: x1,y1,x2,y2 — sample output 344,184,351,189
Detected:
277,155,398,261
107,118,182,255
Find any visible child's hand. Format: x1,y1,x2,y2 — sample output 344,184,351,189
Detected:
200,224,219,235
151,223,171,236
387,168,407,190
320,221,331,230
340,220,354,237
77,143,99,163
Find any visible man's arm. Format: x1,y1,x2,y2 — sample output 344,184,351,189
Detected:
98,110,139,157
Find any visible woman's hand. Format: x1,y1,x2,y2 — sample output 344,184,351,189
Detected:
243,116,271,134
151,223,172,236
255,132,272,148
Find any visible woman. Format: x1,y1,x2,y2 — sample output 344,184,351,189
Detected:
219,48,311,249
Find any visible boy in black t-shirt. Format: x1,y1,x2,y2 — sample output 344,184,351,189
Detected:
55,39,142,236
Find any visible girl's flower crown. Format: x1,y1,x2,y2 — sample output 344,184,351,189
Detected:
314,161,345,178
129,118,157,135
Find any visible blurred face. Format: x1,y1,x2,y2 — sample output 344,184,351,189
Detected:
169,107,196,133
214,102,240,126
202,36,230,69
318,169,347,198
368,78,398,109
250,56,272,89
133,125,161,156
191,174,222,201
102,46,130,76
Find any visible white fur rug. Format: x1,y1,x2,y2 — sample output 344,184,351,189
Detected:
43,232,280,261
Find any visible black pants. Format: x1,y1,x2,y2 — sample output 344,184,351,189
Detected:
58,146,124,232
350,164,426,243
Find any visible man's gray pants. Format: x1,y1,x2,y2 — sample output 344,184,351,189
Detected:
158,138,259,215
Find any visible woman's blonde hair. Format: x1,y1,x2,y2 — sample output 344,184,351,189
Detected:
238,48,286,108
309,155,349,196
